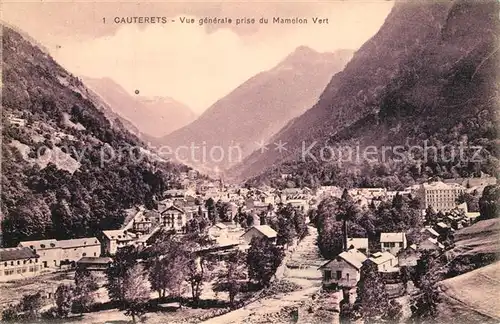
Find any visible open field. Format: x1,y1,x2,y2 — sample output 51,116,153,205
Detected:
0,270,75,308
437,261,500,323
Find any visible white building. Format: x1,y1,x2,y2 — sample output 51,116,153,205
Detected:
368,251,398,272
422,181,466,211
240,225,277,245
380,232,407,256
319,249,367,288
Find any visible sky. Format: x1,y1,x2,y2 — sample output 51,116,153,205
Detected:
2,1,394,114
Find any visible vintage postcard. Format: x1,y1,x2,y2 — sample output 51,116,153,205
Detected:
1,0,499,323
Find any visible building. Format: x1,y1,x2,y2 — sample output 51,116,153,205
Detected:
163,189,186,198
346,238,369,255
0,247,40,281
58,237,101,265
8,116,27,127
240,225,277,245
419,227,440,241
19,239,60,269
286,199,310,213
422,181,466,211
419,238,445,251
319,249,367,288
19,237,102,269
380,232,407,256
76,256,113,272
208,223,229,238
367,251,398,272
398,244,420,267
101,230,135,255
160,205,187,232
443,176,497,188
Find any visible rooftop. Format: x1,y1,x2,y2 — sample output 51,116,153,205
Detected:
347,238,369,249
420,227,440,237
58,237,100,249
19,239,58,249
380,232,406,243
77,256,113,264
243,225,277,239
369,251,396,264
320,248,367,270
0,247,39,262
423,181,465,190
102,230,134,241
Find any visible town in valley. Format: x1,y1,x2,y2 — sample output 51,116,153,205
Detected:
1,0,499,323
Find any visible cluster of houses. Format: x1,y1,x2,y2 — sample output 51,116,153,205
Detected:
1,174,495,283
318,202,488,295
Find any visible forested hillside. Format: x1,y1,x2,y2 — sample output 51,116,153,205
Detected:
236,0,499,189
1,25,189,247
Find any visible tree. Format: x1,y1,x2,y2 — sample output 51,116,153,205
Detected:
456,191,480,212
186,256,213,304
410,252,443,322
20,292,43,320
246,237,284,287
54,284,74,318
205,198,217,225
355,261,390,322
148,238,189,299
106,245,138,302
383,299,403,323
293,208,308,239
122,264,151,323
217,201,232,222
213,251,246,308
478,185,500,220
316,197,344,258
276,210,297,247
400,265,412,293
74,270,99,314
336,189,359,251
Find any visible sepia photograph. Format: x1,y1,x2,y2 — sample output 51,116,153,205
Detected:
0,0,499,323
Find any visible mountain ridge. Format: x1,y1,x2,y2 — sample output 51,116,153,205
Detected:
232,0,499,188
1,24,189,246
83,76,197,138
157,45,354,172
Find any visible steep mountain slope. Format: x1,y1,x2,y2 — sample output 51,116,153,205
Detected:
158,47,354,171
83,77,196,138
234,0,499,188
1,25,189,247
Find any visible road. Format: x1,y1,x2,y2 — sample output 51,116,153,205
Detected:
201,226,325,324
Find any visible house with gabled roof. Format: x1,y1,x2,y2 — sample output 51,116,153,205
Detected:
380,232,407,255
397,244,420,267
319,249,367,288
208,223,229,238
367,251,398,272
346,238,369,255
420,227,440,240
419,237,445,251
19,239,61,269
101,230,135,256
58,237,101,265
240,225,277,245
160,205,187,232
0,247,40,281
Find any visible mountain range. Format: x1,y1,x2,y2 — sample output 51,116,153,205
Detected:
1,25,188,246
157,46,354,172
83,77,197,138
231,0,499,188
